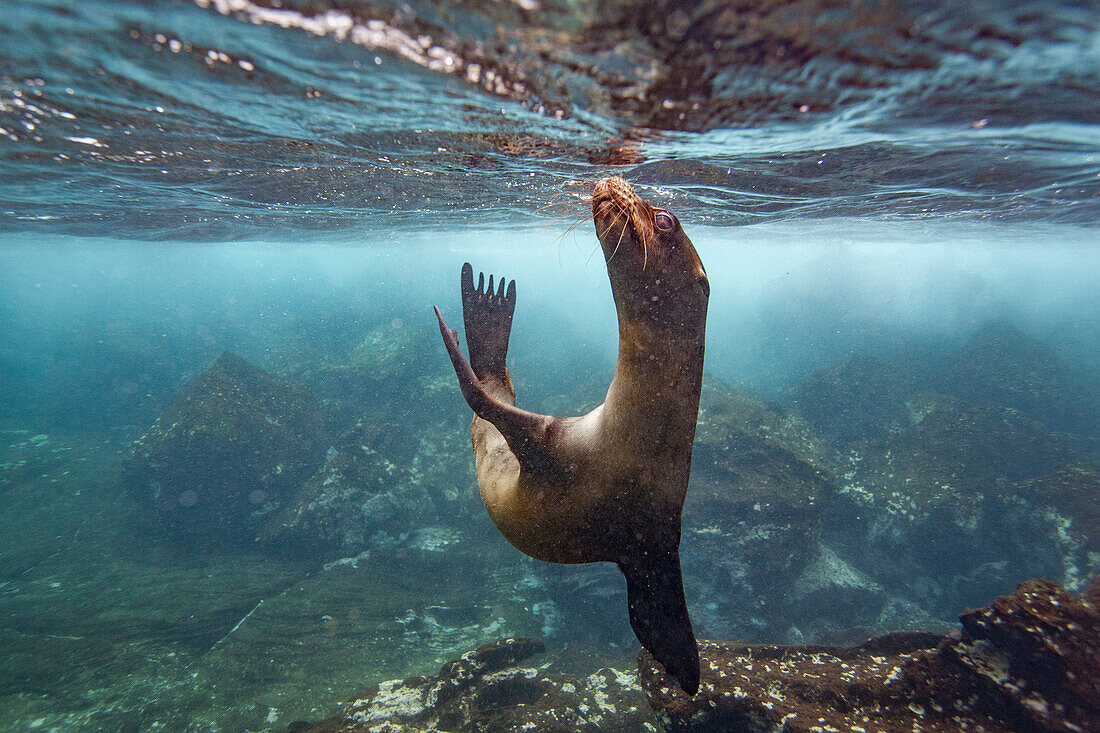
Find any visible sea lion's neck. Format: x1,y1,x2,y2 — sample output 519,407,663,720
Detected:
602,319,705,447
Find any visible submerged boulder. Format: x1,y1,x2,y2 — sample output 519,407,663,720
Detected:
681,378,836,642
261,418,438,558
942,320,1097,436
639,576,1100,733
271,318,463,439
1010,465,1100,594
785,353,915,446
827,392,1081,614
782,543,887,642
123,352,327,549
291,637,658,732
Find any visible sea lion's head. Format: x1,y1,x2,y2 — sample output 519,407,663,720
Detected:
592,177,709,336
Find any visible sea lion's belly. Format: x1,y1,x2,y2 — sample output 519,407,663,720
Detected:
488,473,621,564
471,413,640,564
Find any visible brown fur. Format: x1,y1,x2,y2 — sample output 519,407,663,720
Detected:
434,177,709,693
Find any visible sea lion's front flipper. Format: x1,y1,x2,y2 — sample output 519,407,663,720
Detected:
620,548,700,695
460,262,516,383
433,304,561,476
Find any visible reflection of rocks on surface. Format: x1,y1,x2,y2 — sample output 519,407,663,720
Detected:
293,637,658,733
682,378,834,641
123,352,327,549
640,576,1100,733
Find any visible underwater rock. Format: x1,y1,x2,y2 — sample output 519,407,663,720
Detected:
291,637,659,732
272,318,463,438
942,320,1098,437
530,561,638,654
936,577,1100,732
785,353,915,446
828,392,1081,614
682,377,836,641
123,352,327,549
783,544,886,641
1009,465,1100,594
639,576,1100,733
640,633,945,733
262,418,437,558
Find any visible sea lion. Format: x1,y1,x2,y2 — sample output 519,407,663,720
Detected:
433,176,708,694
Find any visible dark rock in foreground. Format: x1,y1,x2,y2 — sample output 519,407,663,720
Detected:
640,576,1100,733
292,637,658,732
123,352,327,549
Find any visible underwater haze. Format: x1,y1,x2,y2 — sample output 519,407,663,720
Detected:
1,0,1099,731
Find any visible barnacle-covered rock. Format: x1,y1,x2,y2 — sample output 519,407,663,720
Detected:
290,637,659,732
640,576,1100,733
640,633,948,732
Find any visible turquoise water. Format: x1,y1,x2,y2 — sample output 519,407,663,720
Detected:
1,1,1099,731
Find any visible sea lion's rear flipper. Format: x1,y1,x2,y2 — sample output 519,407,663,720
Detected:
460,262,516,383
620,548,700,695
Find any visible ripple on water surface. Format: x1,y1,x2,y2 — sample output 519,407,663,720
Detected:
0,0,1097,239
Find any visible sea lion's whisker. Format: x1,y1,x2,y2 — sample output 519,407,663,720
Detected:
595,209,627,266
599,205,626,240
600,206,625,239
553,213,597,264
536,200,584,215
606,209,629,266
559,214,590,237
543,209,589,229
584,240,603,266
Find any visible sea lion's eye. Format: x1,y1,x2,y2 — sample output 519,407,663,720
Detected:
654,211,675,231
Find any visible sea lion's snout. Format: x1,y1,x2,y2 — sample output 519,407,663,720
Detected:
592,177,654,265
592,177,709,326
